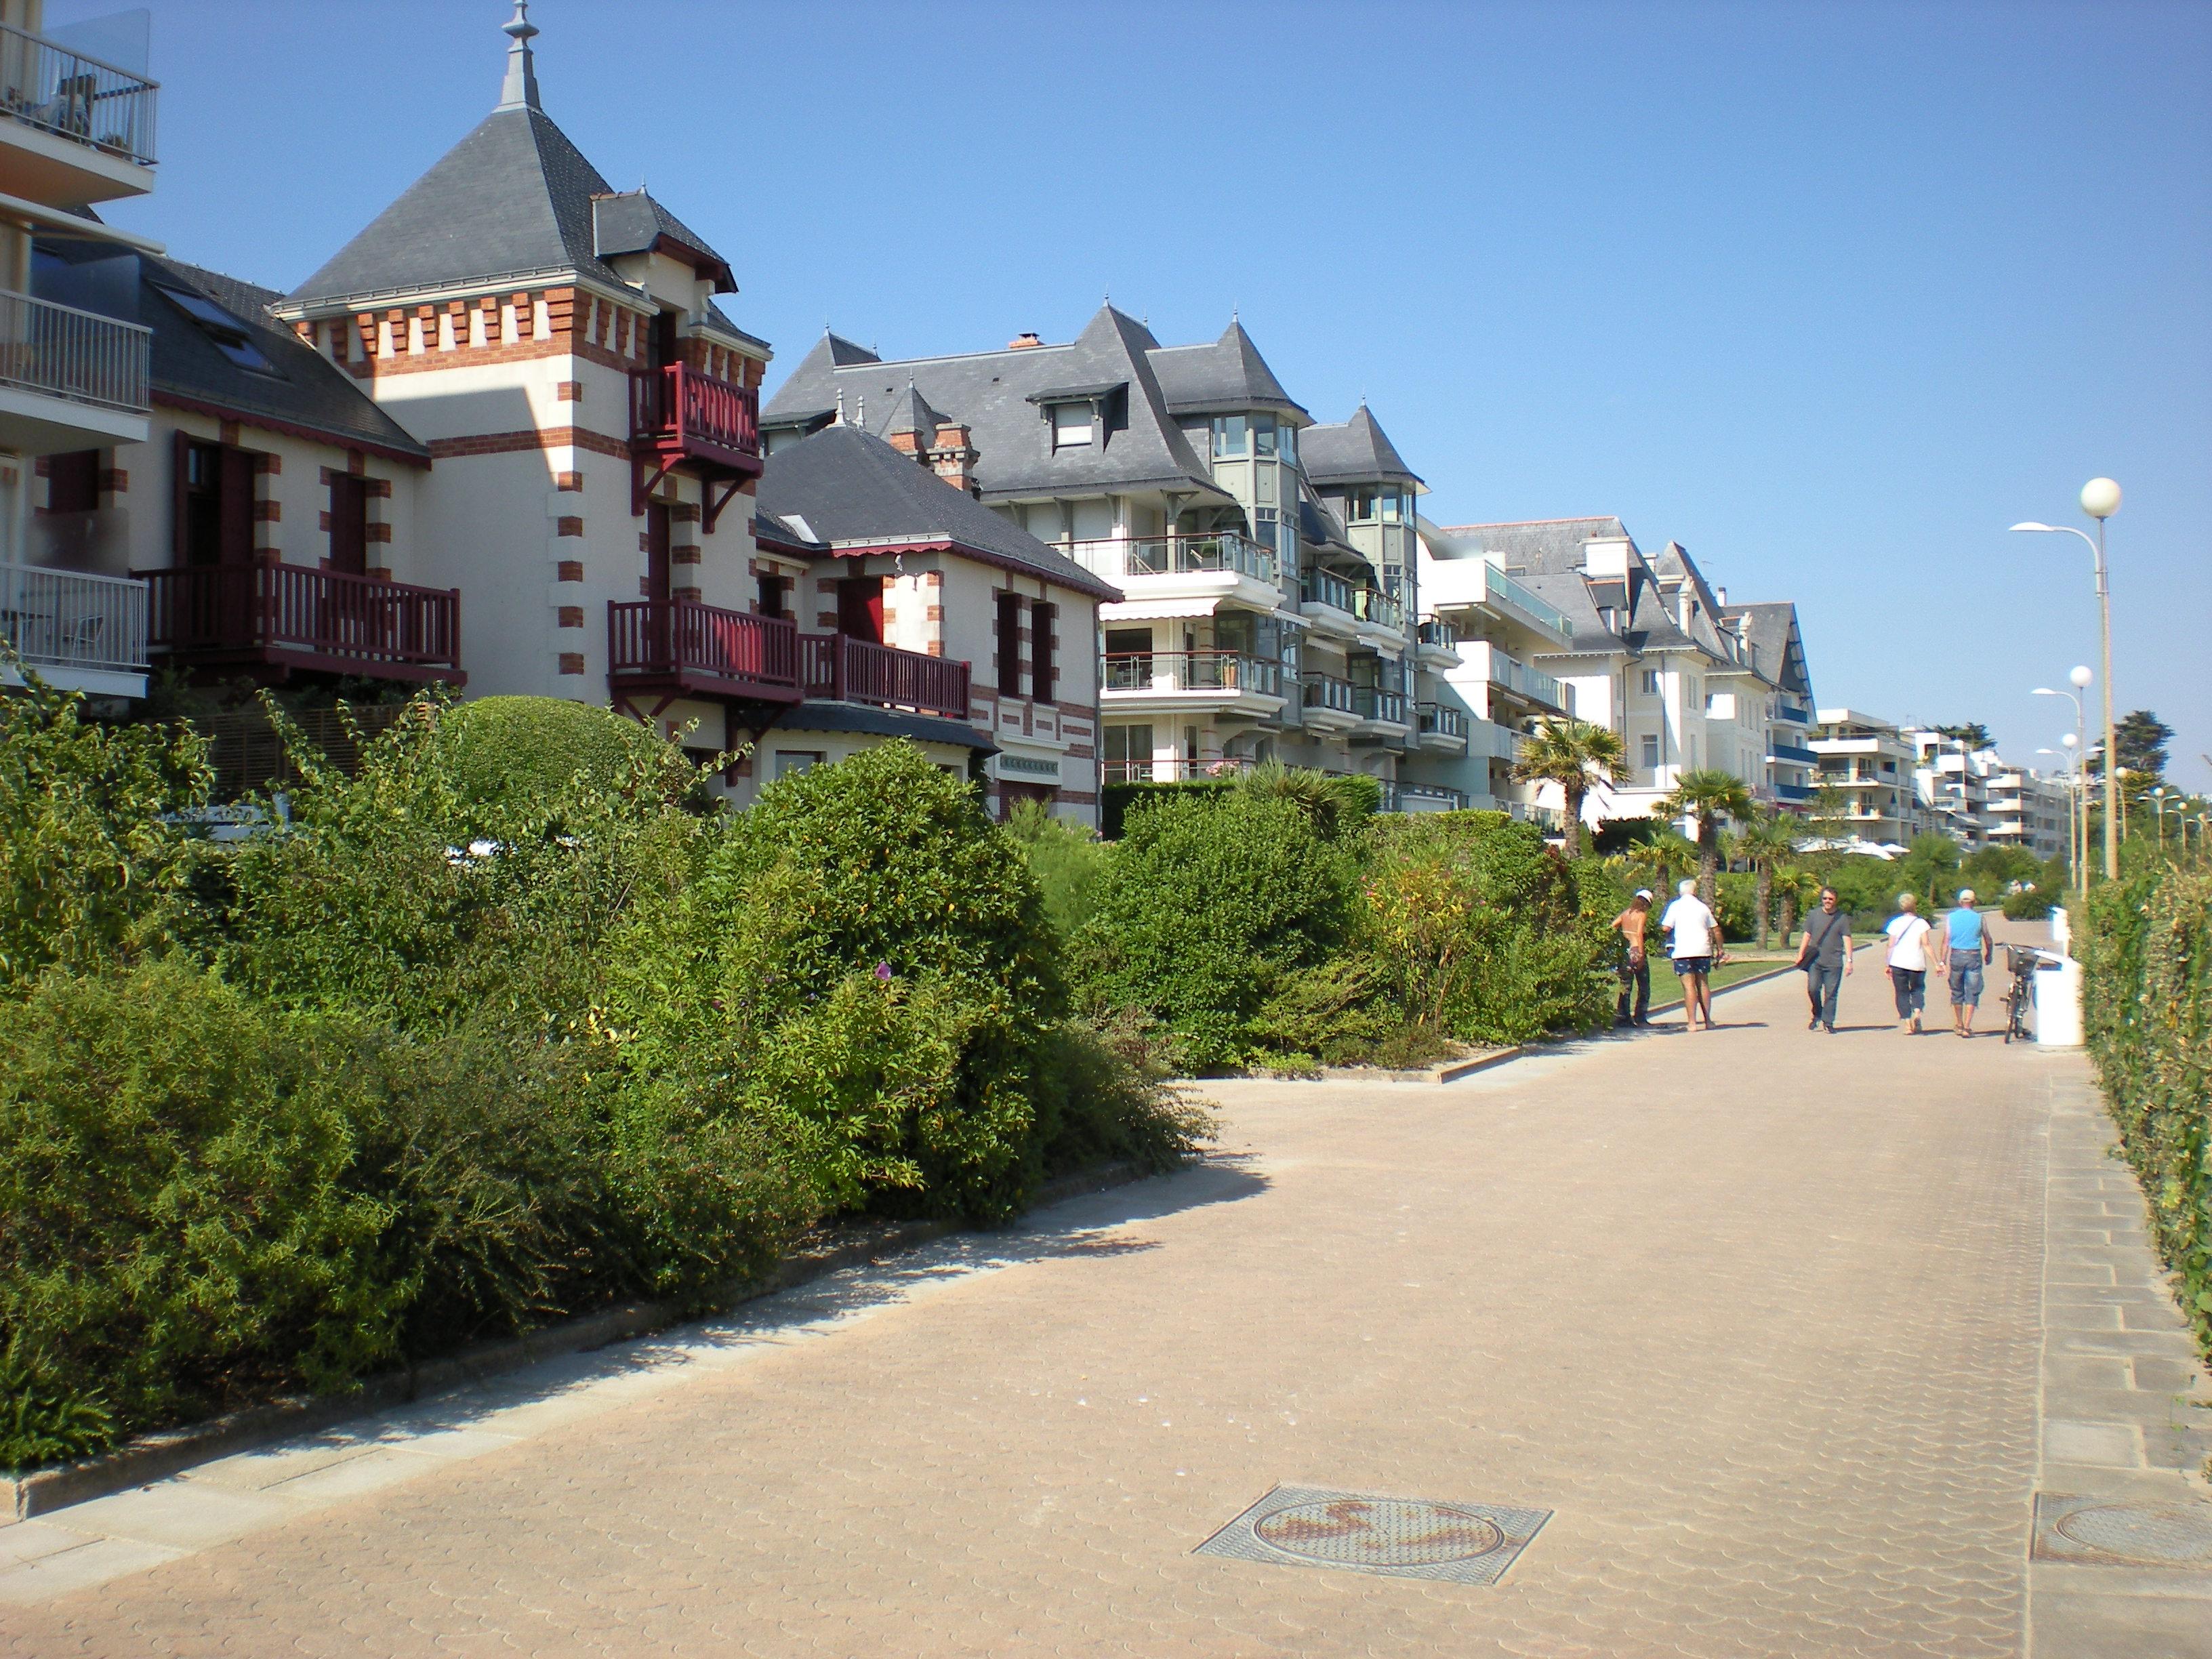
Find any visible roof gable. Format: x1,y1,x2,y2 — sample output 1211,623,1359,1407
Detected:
1146,319,1309,419
591,189,732,290
1303,403,1422,488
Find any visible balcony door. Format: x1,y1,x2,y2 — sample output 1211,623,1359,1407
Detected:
176,436,253,569
837,575,884,644
328,474,369,577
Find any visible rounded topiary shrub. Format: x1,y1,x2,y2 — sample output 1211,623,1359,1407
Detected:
440,695,678,809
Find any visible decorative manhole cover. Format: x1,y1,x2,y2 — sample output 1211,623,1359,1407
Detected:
1196,1486,1551,1584
2032,1492,2212,1567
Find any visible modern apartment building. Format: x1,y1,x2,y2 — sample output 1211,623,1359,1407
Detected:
0,0,159,699
760,310,1476,808
1980,760,2069,861
1809,708,1927,848
1431,517,1814,834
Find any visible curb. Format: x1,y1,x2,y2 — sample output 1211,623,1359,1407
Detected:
4,1160,1147,1523
1304,1046,1521,1086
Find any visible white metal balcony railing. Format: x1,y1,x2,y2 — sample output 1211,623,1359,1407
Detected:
1067,531,1275,586
0,18,157,166
1101,649,1282,699
0,288,152,413
0,558,148,675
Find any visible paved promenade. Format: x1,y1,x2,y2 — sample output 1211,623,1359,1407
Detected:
3,939,2208,1656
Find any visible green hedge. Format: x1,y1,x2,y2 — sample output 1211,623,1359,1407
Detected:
2083,863,2212,1355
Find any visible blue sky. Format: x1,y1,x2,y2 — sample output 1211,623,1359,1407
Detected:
87,0,2212,792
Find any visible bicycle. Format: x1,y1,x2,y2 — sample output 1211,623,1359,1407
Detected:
2001,944,2043,1044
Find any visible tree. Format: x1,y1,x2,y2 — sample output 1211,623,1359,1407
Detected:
1727,806,1801,948
2115,710,2172,779
1934,722,1994,752
1900,832,1963,905
1511,718,1626,858
1652,769,1755,903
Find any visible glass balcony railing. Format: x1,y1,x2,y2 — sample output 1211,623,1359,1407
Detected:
1351,685,1408,724
1416,618,1455,650
1300,568,1353,614
1481,565,1568,636
1350,586,1404,632
1101,649,1282,698
1416,702,1468,739
0,18,158,167
1067,531,1275,585
1301,672,1357,716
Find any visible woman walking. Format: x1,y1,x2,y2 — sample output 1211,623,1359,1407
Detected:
1883,892,1933,1033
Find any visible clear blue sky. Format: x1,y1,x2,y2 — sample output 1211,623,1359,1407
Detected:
87,1,2212,793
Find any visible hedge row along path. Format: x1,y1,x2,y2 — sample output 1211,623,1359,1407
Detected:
3,922,2209,1656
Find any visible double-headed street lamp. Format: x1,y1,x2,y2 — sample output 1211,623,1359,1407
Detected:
2038,737,2084,895
2150,785,2170,847
2012,478,2121,879
2034,666,2094,901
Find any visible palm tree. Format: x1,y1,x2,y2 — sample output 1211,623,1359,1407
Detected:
1727,806,1801,948
1633,827,1699,895
1654,768,1755,903
1511,718,1626,857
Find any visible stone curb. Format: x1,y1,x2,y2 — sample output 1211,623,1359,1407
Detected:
3,1160,1145,1523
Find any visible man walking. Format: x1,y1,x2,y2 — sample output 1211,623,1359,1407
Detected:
1612,889,1654,1027
1934,887,1995,1038
1794,886,1852,1033
1883,891,1933,1033
1660,878,1721,1033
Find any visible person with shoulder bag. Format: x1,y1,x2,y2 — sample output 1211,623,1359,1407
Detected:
1882,891,1933,1033
1793,886,1852,1033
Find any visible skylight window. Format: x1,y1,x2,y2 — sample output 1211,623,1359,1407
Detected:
152,283,283,377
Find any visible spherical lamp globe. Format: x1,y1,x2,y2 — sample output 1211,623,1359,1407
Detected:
2062,732,2078,749
2080,477,2122,520
2069,663,2093,689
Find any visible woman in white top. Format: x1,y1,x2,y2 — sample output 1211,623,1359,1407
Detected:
1883,891,1934,1034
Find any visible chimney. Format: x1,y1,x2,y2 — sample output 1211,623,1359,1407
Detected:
929,421,981,496
1006,332,1044,350
1716,585,1727,605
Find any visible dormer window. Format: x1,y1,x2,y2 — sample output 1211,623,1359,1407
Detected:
153,283,283,377
1049,401,1094,451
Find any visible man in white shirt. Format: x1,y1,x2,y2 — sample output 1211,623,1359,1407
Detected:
1883,892,1933,1034
1660,878,1722,1032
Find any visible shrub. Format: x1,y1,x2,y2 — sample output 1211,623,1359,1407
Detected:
441,694,710,812
1083,788,1356,1071
0,961,400,1451
607,742,1066,1223
0,670,208,992
1002,798,1111,939
2083,865,2212,1354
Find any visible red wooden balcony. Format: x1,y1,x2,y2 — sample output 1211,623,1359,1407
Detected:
139,560,462,684
801,632,971,720
630,363,762,529
607,599,800,703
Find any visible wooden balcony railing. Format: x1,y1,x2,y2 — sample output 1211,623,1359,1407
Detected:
630,363,760,471
140,560,460,682
802,632,970,720
607,599,798,700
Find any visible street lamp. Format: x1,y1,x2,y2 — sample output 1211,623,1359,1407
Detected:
2150,785,2169,847
2039,739,2084,891
2034,670,2092,901
2012,479,2121,879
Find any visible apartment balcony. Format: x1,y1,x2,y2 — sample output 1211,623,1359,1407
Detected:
1349,684,1410,738
0,18,157,206
0,558,145,697
1390,780,1466,814
629,363,762,529
1419,558,1572,649
141,560,461,684
608,600,798,704
1775,703,1811,725
1469,718,1528,765
1298,570,1401,642
1769,741,1819,766
800,630,970,720
1071,532,1279,617
1453,638,1563,714
1414,701,1469,753
1101,649,1284,718
0,288,151,453
1412,617,1458,665
1775,781,1814,804
1300,671,1361,733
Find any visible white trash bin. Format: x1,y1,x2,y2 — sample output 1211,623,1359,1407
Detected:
2050,905,2071,954
2034,951,2084,1048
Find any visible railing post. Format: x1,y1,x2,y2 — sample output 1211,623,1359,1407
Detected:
832,632,847,703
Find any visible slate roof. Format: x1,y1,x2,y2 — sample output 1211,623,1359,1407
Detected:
1721,600,1813,696
1302,404,1422,487
1145,320,1308,419
775,701,996,753
762,306,1231,504
878,380,949,441
35,238,428,459
1435,518,1645,656
756,424,1122,602
590,189,731,289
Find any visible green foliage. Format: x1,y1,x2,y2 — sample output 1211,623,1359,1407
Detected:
1033,1018,1217,1176
1002,798,1111,939
0,670,209,991
441,694,713,811
1512,718,1625,857
2114,709,2173,778
607,742,1066,1223
1083,787,1355,1072
2083,865,2212,1355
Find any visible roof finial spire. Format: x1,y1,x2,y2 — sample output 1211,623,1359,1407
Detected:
498,0,541,112
834,386,846,425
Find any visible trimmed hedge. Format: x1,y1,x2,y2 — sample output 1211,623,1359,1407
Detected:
2083,863,2212,1355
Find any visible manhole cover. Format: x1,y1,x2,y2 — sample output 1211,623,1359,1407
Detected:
1197,1486,1551,1584
2032,1492,2212,1567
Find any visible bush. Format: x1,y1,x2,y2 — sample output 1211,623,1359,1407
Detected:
0,670,208,992
2083,865,2212,1355
441,694,710,811
1083,787,1356,1071
1002,798,1111,939
607,742,1067,1223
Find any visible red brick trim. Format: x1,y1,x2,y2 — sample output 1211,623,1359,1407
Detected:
556,470,583,491
556,516,584,537
556,560,585,582
558,652,586,675
151,391,430,469
555,381,581,402
556,605,585,628
426,426,629,462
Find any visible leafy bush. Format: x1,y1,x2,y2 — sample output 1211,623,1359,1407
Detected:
2083,865,2212,1355
441,694,709,811
0,670,208,992
1083,787,1357,1072
1002,798,1111,939
608,742,1066,1223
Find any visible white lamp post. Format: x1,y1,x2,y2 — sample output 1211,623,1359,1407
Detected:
2034,669,2093,900
2012,480,2121,878
2150,785,2169,847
